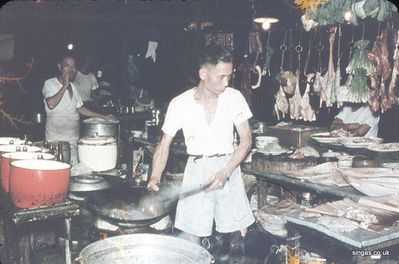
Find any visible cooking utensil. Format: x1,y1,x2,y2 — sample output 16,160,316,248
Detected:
1,152,55,193
77,234,212,264
69,175,110,192
9,160,70,208
85,185,173,225
78,136,117,172
81,117,119,138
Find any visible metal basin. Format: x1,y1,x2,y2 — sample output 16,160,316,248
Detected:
78,234,212,264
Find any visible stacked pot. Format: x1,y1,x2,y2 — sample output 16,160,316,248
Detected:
78,118,119,172
0,137,70,209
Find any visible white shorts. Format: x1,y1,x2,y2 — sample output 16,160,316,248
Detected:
174,155,255,237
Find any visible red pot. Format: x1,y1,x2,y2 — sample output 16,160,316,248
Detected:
1,152,55,193
9,160,70,208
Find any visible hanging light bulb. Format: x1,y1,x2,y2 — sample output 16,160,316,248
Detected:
67,43,74,50
262,21,271,30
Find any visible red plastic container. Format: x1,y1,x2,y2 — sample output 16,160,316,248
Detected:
9,160,70,208
1,152,55,193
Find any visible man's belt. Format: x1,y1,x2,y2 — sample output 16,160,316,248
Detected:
190,153,231,162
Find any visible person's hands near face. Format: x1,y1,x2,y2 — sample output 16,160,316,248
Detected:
62,67,70,87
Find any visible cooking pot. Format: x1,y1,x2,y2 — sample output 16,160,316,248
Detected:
9,160,70,208
78,136,117,172
0,137,26,145
81,117,119,138
78,234,212,264
1,152,55,193
0,145,41,165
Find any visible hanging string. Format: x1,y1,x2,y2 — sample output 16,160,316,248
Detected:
280,30,288,70
304,30,313,75
289,29,293,71
295,30,303,75
337,25,342,61
362,23,366,40
348,24,355,58
378,22,381,36
316,39,323,73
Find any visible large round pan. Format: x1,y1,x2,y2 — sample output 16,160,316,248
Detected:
78,234,212,264
85,183,180,225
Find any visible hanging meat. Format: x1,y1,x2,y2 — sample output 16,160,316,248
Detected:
274,85,289,120
319,27,337,108
368,74,380,112
280,70,297,96
248,32,263,54
299,73,316,121
387,27,399,108
313,71,322,93
379,75,389,113
368,31,384,112
289,73,302,120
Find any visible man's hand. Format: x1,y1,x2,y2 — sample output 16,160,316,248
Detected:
147,178,161,192
205,169,229,192
62,68,70,87
103,114,117,121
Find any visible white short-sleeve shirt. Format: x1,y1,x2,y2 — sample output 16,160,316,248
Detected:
162,87,252,155
336,105,380,137
72,71,99,102
42,77,83,120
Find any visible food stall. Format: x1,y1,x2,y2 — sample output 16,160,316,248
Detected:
0,1,399,264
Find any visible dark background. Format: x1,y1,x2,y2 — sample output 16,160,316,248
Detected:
0,0,398,140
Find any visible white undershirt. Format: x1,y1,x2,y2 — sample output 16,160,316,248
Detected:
336,105,380,137
162,87,252,155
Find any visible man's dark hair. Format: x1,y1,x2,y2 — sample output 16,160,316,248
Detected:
58,51,76,65
199,43,232,68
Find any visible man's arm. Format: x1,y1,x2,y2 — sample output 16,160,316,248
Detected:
77,106,115,121
205,120,252,191
45,85,68,110
331,117,370,136
147,133,174,191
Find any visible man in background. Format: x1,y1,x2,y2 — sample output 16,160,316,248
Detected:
331,103,379,137
73,54,99,103
43,54,114,164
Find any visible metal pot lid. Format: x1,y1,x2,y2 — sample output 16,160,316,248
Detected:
0,145,41,153
0,137,26,145
83,117,119,124
78,136,116,145
69,175,110,192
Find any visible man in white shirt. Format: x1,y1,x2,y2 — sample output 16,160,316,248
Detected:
43,55,114,164
147,44,254,249
331,103,380,137
72,56,99,102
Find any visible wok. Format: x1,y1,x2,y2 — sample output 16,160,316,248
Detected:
85,182,181,225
